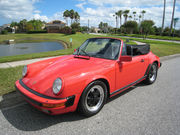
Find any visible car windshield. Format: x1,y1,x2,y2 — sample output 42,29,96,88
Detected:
73,38,121,60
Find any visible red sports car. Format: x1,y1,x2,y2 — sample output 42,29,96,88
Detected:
15,37,161,116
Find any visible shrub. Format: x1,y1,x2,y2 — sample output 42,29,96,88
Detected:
71,29,76,34
27,30,47,34
1,30,8,34
59,26,72,34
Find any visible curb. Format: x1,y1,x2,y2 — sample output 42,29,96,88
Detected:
160,54,180,61
0,53,180,109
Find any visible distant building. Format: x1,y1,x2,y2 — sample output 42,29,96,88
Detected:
91,27,101,33
46,20,66,33
0,24,13,33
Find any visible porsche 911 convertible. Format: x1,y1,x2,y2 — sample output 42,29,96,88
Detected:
15,37,161,116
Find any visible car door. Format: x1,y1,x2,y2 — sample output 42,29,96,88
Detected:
114,44,146,93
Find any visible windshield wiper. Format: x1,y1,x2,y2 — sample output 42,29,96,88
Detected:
81,49,90,57
74,48,90,59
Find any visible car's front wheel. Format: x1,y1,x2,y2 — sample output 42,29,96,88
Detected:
144,63,158,84
78,80,107,117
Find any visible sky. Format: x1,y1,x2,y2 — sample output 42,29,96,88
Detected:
0,0,180,28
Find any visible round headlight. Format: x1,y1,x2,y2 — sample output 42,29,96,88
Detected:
22,65,28,77
53,78,62,94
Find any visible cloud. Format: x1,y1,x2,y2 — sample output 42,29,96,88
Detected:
34,10,41,14
32,14,49,22
85,0,163,7
0,0,34,21
75,2,86,10
77,0,180,29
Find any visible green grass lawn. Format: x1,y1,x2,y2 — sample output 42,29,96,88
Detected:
113,33,180,41
0,66,23,95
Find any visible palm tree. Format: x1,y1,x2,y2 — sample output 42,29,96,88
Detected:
63,10,70,26
117,10,123,28
133,11,136,21
74,12,80,23
169,0,176,36
161,0,166,35
173,18,179,37
113,13,118,28
69,9,75,25
129,15,132,20
141,10,146,20
138,15,142,24
123,10,130,23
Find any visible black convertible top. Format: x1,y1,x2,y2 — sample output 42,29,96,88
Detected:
126,44,150,56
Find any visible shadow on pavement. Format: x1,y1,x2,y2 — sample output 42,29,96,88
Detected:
1,82,146,131
1,103,85,131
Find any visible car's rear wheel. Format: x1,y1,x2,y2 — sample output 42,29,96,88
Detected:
78,81,107,117
144,63,158,84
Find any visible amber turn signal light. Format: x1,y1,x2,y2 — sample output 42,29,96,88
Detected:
42,102,65,108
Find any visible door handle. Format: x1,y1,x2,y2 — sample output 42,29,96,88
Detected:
140,59,144,62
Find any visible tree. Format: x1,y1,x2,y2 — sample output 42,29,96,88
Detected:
19,19,27,32
10,21,18,27
71,22,80,32
141,10,146,20
117,10,123,28
124,21,138,34
69,9,75,25
138,15,142,24
63,10,70,26
140,20,155,39
98,22,108,33
113,13,118,29
133,11,136,21
169,0,176,36
25,19,44,32
173,18,179,37
81,26,89,32
123,10,130,23
128,15,132,20
74,12,80,23
161,0,166,35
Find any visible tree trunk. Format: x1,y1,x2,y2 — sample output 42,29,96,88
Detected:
119,17,121,28
169,0,176,36
161,0,166,36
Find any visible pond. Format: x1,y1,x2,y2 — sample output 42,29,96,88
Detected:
0,42,64,57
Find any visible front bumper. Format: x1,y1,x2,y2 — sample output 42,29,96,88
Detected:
15,79,75,115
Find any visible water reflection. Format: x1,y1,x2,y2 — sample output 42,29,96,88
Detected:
0,42,64,57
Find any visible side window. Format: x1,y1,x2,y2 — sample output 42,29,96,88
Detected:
121,43,127,56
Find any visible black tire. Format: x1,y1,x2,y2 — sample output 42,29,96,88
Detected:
144,63,158,85
78,80,107,117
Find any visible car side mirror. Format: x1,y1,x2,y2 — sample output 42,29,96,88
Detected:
120,55,132,62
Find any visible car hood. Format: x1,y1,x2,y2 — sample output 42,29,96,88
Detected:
22,55,113,96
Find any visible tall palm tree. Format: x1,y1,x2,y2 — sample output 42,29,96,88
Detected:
117,10,123,28
74,12,80,23
123,10,130,23
113,13,118,28
173,18,179,36
169,0,176,36
63,10,70,26
141,10,146,20
161,0,166,35
129,15,132,20
133,11,136,21
138,15,142,24
69,9,75,25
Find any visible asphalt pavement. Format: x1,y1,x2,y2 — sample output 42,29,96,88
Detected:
0,56,180,135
